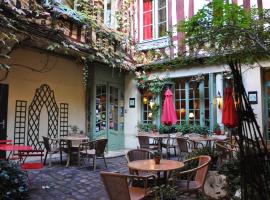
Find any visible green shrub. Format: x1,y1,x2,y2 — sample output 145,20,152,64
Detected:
158,124,176,134
174,123,209,135
137,122,156,132
0,160,29,200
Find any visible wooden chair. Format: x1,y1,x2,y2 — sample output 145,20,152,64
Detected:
176,137,190,161
79,138,108,171
137,135,158,151
42,136,62,167
100,171,156,200
172,155,211,195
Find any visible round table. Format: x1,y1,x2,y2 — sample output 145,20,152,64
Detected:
188,135,227,148
128,159,184,183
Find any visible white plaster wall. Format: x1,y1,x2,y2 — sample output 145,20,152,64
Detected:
242,66,263,131
216,74,223,127
124,73,141,149
0,48,85,142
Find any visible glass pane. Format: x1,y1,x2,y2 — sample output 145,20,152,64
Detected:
189,100,194,109
175,100,180,109
158,22,167,37
158,8,166,22
96,84,107,133
181,90,185,99
109,86,118,131
158,0,166,8
205,88,209,98
175,90,180,99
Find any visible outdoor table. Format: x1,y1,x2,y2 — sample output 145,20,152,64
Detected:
127,159,184,183
0,144,32,160
187,134,227,148
52,136,89,167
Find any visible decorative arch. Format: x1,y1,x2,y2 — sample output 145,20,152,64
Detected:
27,84,59,149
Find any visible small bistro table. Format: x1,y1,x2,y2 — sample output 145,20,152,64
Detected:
187,134,227,148
127,159,184,183
51,135,89,167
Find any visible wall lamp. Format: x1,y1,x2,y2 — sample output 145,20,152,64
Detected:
215,91,222,109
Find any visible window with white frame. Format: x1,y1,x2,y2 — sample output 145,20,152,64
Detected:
104,0,113,27
142,0,167,40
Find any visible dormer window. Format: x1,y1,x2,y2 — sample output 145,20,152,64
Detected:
142,0,167,41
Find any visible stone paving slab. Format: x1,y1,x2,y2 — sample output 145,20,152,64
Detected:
29,156,199,200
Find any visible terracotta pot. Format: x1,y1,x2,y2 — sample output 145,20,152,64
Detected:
154,156,161,164
215,130,221,135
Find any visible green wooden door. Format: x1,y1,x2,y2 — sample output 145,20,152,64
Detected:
94,83,124,151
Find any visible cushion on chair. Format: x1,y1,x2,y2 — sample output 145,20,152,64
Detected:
21,163,44,170
129,186,146,200
80,149,96,155
174,180,201,191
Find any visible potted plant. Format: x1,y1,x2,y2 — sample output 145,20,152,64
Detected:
153,152,161,164
213,123,222,135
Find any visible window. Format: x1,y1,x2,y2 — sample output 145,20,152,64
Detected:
142,0,167,40
104,0,112,27
142,93,154,124
174,76,210,126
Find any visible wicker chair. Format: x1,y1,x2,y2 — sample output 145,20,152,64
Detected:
79,138,108,171
126,149,153,162
161,137,177,158
172,155,211,195
42,136,62,167
176,137,190,161
100,171,156,200
137,135,158,151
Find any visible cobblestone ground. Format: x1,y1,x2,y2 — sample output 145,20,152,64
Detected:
29,156,199,200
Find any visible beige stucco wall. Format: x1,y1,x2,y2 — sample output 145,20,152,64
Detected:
0,48,85,143
124,73,141,149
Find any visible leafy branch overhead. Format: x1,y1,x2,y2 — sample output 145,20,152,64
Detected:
178,0,270,64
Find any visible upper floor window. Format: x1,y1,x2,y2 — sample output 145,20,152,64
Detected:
104,0,113,27
142,0,167,41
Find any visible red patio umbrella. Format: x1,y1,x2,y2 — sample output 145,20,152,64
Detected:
161,88,177,125
222,88,238,128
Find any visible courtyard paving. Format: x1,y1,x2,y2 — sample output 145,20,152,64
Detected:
29,156,199,200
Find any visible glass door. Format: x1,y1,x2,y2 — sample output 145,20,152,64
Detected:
94,84,124,150
108,85,124,150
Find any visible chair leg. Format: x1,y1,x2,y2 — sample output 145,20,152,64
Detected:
93,155,96,171
103,155,107,168
60,150,62,164
174,147,176,157
43,151,48,165
49,152,52,167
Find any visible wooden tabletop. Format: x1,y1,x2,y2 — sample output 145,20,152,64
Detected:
127,159,184,172
52,136,89,141
137,133,170,138
188,135,227,142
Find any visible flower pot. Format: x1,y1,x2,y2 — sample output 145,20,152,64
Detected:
215,130,221,135
154,156,161,164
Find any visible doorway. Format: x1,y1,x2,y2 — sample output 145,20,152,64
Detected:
94,83,124,151
0,84,9,158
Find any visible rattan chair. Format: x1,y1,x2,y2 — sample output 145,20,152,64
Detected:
100,171,156,200
137,135,158,151
176,137,190,161
79,138,108,171
172,155,211,195
126,149,153,162
42,136,62,167
161,136,177,158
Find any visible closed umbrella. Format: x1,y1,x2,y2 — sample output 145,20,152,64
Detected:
161,88,177,125
222,88,238,128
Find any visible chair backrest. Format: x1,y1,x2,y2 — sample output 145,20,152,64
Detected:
42,136,51,151
126,149,153,162
18,150,44,163
176,137,189,153
100,171,131,200
137,135,150,149
0,140,12,144
194,155,211,188
95,138,108,155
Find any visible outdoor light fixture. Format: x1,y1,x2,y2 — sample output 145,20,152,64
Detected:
189,112,194,119
143,97,148,104
149,99,156,109
215,91,222,109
